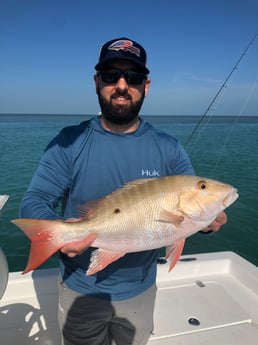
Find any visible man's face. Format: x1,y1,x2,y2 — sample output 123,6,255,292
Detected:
94,60,150,125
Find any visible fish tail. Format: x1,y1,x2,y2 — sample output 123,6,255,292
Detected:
11,218,64,274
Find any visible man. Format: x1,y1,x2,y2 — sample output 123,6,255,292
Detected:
20,37,227,345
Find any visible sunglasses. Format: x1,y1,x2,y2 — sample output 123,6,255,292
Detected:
98,68,147,85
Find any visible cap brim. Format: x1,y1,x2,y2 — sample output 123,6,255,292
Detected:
95,57,149,74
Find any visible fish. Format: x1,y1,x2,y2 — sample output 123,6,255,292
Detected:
12,175,238,275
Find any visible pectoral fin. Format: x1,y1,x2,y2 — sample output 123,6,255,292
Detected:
158,209,184,225
166,239,185,272
87,249,126,275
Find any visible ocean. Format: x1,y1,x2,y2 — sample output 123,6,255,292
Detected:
1,114,258,272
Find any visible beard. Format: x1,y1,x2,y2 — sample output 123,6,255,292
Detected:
97,89,145,125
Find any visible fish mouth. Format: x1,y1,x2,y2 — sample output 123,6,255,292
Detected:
223,187,239,207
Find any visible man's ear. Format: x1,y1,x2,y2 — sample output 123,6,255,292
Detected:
94,74,99,94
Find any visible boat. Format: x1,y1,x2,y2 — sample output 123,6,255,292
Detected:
0,195,9,300
0,195,9,216
0,250,258,344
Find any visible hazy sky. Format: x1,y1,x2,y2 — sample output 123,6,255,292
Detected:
1,0,258,115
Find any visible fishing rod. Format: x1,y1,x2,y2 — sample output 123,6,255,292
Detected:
184,33,258,146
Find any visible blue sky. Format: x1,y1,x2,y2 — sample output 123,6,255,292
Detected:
1,0,258,115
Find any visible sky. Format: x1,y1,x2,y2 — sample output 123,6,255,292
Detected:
1,0,258,116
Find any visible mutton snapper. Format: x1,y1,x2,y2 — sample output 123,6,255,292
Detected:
12,175,238,275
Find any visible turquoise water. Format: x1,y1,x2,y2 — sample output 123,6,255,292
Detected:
1,115,258,271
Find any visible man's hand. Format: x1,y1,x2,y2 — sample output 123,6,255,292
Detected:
200,211,227,233
60,218,97,257
60,234,97,257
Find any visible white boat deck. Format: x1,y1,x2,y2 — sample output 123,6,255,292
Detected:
0,251,258,344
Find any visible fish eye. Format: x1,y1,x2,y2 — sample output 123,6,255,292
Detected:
197,180,207,190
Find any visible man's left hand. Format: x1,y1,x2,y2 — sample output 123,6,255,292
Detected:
200,211,227,233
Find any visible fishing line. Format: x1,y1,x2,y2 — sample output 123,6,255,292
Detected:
210,76,258,177
184,34,258,149
186,85,228,155
182,34,258,177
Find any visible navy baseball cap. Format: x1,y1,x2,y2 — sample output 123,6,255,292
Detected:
95,37,149,74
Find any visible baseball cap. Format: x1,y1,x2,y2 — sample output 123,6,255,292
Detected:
95,37,149,74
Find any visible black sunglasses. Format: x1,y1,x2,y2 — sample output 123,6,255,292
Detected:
98,68,147,85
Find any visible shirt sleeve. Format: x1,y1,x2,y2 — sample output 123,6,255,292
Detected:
19,133,71,220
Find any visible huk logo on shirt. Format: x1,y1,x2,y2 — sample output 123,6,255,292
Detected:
141,169,160,177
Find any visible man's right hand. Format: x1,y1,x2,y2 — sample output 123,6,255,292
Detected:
60,218,97,257
60,234,97,257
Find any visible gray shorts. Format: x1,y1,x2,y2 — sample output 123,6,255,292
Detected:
58,278,157,345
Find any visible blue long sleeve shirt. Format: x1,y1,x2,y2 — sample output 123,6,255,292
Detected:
20,116,194,300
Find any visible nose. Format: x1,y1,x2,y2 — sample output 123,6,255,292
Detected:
115,76,129,91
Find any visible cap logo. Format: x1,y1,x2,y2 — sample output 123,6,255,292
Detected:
108,40,140,57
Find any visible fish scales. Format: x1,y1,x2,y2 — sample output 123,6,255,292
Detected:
82,178,180,249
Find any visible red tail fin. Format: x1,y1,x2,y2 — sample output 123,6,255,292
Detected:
11,218,64,273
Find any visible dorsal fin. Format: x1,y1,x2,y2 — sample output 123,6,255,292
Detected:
123,178,155,188
78,178,157,219
78,196,110,219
